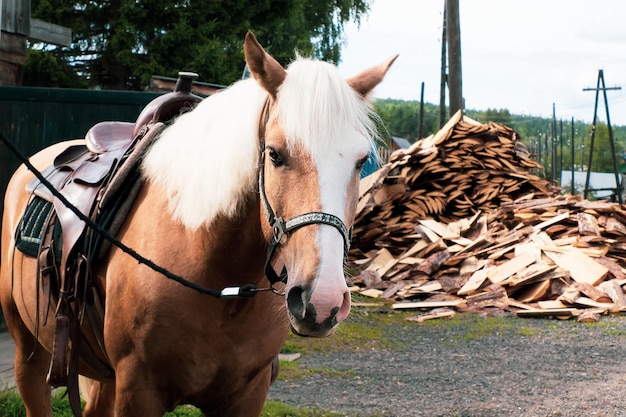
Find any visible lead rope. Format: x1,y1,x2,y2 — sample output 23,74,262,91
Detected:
0,130,282,298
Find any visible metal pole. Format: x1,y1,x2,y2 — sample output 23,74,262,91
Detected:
583,69,621,199
599,71,621,202
583,72,601,199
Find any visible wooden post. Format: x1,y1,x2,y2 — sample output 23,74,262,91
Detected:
446,0,463,116
0,0,70,86
551,103,557,182
418,81,425,140
438,3,447,128
0,0,29,85
571,117,575,194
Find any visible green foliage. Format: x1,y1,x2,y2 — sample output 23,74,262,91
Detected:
373,99,439,141
372,99,626,178
23,49,88,88
27,0,371,90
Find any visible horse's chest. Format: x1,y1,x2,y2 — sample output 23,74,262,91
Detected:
137,296,288,392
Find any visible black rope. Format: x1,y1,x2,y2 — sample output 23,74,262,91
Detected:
0,131,266,298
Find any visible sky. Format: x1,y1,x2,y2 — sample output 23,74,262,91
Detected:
337,0,626,126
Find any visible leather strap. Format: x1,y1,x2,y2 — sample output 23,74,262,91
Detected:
258,99,352,284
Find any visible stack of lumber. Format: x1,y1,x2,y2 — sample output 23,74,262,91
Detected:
352,111,559,257
349,112,626,322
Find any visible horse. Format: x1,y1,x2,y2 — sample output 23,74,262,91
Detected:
0,32,396,416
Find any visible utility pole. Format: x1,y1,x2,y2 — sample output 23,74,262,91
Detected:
446,0,463,116
550,103,557,181
439,4,447,128
571,117,575,194
418,82,425,139
559,118,564,183
582,69,621,201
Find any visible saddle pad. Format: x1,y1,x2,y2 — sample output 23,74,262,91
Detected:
15,196,61,259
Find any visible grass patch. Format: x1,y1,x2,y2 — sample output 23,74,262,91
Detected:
0,390,352,417
282,319,389,354
261,401,347,417
417,313,538,344
0,389,79,417
282,301,412,355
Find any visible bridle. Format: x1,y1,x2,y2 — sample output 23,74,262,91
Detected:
258,99,352,285
0,99,351,300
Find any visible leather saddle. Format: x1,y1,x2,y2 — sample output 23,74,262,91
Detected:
16,72,203,417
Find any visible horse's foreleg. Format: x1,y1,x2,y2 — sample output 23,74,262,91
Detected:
200,365,273,417
9,315,54,417
82,377,115,417
111,359,169,417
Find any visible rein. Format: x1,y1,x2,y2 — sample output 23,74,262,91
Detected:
258,99,352,284
0,131,280,299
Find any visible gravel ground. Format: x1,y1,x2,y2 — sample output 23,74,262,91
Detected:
268,312,626,417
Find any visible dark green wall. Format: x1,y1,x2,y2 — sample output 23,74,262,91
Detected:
0,87,162,329
0,86,162,218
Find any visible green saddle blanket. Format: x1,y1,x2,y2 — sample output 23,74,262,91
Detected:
15,195,62,259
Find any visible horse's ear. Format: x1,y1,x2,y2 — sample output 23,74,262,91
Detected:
244,31,287,98
347,54,399,98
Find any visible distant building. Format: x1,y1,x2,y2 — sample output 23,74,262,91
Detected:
561,170,620,199
362,135,411,178
1,0,71,85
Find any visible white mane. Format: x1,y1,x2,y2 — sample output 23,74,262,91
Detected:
276,57,379,156
142,57,379,230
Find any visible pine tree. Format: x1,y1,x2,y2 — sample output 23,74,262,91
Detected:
26,0,371,90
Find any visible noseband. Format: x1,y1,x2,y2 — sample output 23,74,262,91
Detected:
259,99,351,285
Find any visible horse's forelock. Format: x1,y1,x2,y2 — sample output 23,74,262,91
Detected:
275,57,379,157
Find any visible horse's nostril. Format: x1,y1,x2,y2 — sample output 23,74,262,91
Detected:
287,286,306,320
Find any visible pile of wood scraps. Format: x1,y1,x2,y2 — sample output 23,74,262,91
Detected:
352,110,560,258
349,112,626,322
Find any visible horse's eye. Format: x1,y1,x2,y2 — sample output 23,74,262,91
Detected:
267,147,284,167
356,156,368,171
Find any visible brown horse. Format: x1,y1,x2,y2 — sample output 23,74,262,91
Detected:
0,32,396,416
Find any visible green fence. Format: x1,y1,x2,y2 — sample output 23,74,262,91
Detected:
0,86,162,218
0,86,163,329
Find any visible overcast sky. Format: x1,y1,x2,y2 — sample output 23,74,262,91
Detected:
338,0,626,126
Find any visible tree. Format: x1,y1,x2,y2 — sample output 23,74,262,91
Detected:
374,99,439,141
26,0,371,90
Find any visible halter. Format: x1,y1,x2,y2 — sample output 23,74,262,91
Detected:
259,99,352,285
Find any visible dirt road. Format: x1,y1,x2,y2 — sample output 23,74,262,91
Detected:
268,313,626,417
0,331,15,390
3,313,626,416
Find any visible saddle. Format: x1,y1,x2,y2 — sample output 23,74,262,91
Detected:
14,73,203,417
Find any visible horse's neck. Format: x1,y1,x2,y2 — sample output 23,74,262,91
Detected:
98,181,269,297
203,196,268,286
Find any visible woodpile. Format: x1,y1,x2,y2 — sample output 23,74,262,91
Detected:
349,111,626,322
